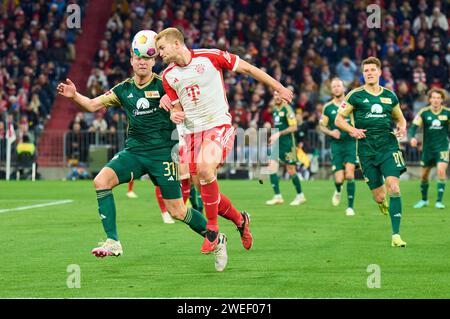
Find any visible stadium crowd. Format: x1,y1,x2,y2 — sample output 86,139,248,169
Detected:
87,0,449,149
0,0,86,151
1,0,449,168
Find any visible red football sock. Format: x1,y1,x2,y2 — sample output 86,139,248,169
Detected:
154,186,167,213
181,178,191,204
200,178,219,231
128,180,134,192
218,193,243,227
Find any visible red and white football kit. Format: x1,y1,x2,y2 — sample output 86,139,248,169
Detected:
162,49,238,174
162,48,251,252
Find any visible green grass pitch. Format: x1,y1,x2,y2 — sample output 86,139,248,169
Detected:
0,179,449,298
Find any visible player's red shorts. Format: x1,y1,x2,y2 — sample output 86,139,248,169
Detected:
179,125,235,175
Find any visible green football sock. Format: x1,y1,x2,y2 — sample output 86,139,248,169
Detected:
389,193,402,235
420,182,429,201
182,208,207,237
291,173,302,194
335,182,343,193
437,180,446,202
347,180,355,208
96,189,118,241
270,173,281,195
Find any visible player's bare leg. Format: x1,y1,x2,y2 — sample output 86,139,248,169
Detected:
266,159,284,205
344,163,356,216
91,167,123,257
372,185,388,215
435,162,447,209
287,164,306,205
414,166,432,208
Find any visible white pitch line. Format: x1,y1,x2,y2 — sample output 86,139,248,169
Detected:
0,200,74,213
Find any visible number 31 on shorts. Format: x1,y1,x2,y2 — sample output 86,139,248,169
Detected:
163,161,178,178
392,151,405,167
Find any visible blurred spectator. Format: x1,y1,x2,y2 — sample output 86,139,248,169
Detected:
89,111,108,133
429,7,448,32
65,122,89,163
412,55,427,85
336,57,358,86
69,112,89,131
426,55,448,87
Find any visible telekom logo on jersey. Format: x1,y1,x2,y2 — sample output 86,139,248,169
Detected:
186,84,201,102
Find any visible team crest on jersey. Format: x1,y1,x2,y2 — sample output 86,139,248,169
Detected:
195,64,205,74
438,115,448,121
279,112,285,116
380,97,392,104
145,91,160,98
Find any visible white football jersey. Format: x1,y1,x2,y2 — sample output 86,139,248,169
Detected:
162,49,240,133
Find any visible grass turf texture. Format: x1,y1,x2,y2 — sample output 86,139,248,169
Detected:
0,180,449,298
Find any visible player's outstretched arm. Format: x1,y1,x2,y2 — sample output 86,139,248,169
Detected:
57,78,106,113
235,59,293,103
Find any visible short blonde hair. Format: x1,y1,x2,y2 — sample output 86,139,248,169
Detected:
428,88,447,100
361,57,381,70
331,77,344,86
154,27,185,45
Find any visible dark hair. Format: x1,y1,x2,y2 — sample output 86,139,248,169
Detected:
361,57,382,70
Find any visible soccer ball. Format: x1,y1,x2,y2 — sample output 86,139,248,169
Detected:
132,30,158,58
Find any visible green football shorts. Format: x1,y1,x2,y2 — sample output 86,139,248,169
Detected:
358,149,407,190
270,144,298,165
106,148,181,199
421,149,449,167
330,141,357,172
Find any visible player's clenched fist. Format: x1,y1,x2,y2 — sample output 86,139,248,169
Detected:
57,78,77,99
